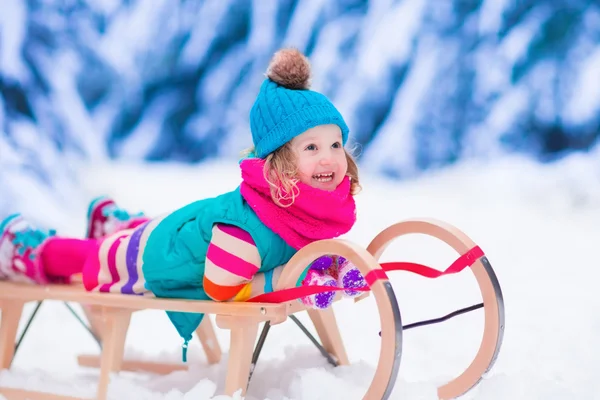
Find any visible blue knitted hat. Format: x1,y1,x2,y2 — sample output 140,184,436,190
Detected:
249,49,349,159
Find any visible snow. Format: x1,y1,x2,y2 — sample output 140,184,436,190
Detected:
360,36,439,176
563,45,600,126
0,0,27,79
116,92,177,159
96,0,179,84
179,1,234,69
42,50,107,161
477,0,510,36
355,0,426,81
246,1,278,54
1,150,600,399
282,0,327,51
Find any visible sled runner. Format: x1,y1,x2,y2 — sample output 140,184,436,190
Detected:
0,218,504,400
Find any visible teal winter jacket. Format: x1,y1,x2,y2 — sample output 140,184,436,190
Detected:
141,187,297,356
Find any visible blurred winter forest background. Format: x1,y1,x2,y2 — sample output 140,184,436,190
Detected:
1,0,599,222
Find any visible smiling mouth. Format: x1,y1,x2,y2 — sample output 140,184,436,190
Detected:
313,173,334,183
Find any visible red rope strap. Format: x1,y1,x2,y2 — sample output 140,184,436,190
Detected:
246,246,484,304
380,245,484,277
246,268,384,304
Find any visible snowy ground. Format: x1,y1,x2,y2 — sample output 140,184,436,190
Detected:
1,151,600,399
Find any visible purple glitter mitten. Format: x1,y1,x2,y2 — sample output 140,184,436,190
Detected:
299,269,337,309
309,255,334,272
337,256,366,297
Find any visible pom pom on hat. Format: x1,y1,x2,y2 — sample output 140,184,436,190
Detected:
249,48,349,159
266,48,311,90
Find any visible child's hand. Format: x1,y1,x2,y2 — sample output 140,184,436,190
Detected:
337,256,366,297
299,255,367,309
309,255,334,271
308,255,339,280
299,268,337,309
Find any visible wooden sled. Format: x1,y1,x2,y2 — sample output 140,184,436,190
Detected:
0,218,504,400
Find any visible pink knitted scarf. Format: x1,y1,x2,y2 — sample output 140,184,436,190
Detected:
239,158,357,250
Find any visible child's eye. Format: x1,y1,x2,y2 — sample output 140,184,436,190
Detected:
332,142,342,149
305,144,317,151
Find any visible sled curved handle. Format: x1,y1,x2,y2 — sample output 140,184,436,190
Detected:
276,239,403,400
367,218,480,259
365,218,504,400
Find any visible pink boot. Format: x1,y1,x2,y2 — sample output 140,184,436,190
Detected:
86,196,148,239
0,214,56,284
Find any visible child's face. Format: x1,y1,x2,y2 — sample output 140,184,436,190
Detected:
291,124,348,191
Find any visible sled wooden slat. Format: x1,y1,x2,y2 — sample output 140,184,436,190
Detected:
0,387,87,400
76,311,222,373
0,283,287,318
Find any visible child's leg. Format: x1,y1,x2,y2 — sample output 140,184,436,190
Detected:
41,237,98,279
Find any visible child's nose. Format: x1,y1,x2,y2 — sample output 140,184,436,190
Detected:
319,151,334,165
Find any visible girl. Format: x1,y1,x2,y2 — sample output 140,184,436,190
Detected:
0,48,366,356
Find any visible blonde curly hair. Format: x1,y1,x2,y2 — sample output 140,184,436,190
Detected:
243,143,361,207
